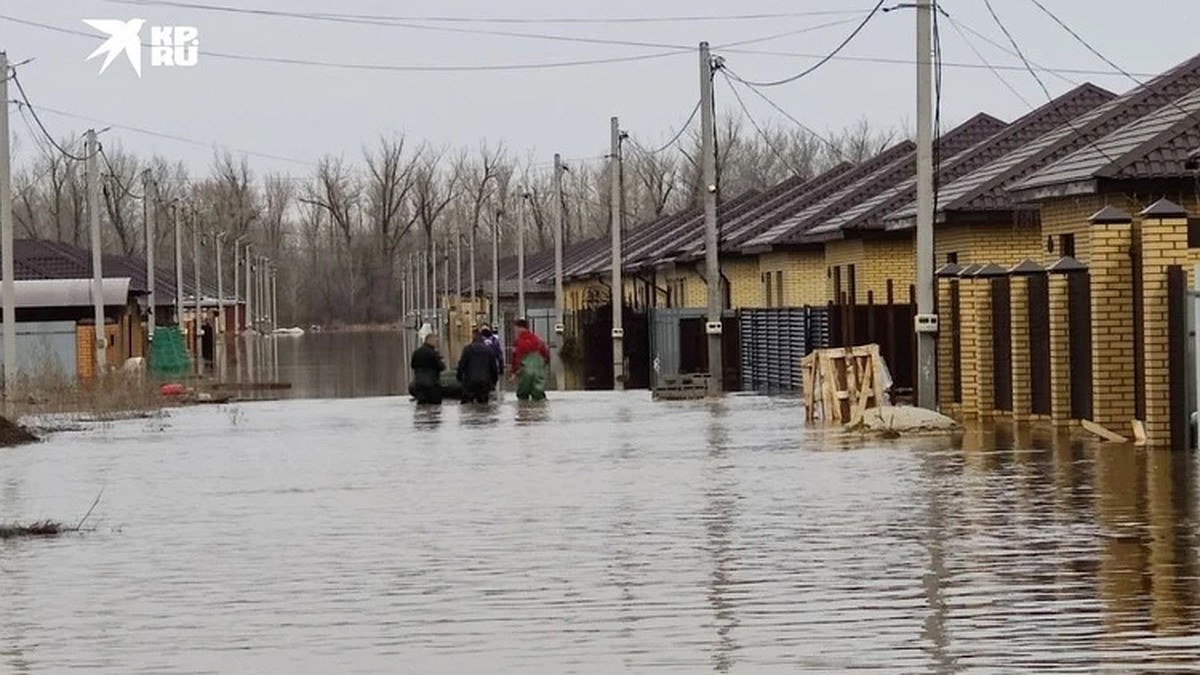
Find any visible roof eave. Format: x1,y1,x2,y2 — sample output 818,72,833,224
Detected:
1010,178,1098,203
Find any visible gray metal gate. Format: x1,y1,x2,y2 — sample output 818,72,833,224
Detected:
649,307,735,389
739,307,830,394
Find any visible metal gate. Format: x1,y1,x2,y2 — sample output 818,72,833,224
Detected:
650,308,735,389
1067,271,1093,421
1027,275,1051,416
739,308,810,393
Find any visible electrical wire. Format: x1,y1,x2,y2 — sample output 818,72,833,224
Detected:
718,66,848,161
110,1,876,25
980,0,1116,163
631,101,702,157
9,70,93,161
99,146,146,200
17,100,312,166
719,72,807,178
724,0,888,87
943,14,1078,87
1027,0,1200,130
943,10,1032,108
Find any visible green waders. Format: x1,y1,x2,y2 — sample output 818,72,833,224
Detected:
516,353,548,401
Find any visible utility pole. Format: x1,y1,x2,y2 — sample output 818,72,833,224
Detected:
86,129,106,378
442,238,450,347
609,117,625,391
233,236,246,332
215,232,225,341
517,189,527,319
455,228,462,335
174,204,183,326
699,42,723,395
915,0,937,409
143,171,156,341
244,243,253,334
553,154,566,392
469,226,478,329
270,265,278,333
491,211,500,330
192,210,203,376
0,52,17,390
431,237,439,336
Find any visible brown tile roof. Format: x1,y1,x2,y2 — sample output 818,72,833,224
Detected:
746,113,1008,247
1013,86,1200,194
902,53,1200,217
849,83,1116,230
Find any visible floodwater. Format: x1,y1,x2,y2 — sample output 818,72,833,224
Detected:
2,335,1200,673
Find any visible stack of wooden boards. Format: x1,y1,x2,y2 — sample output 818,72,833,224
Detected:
802,344,889,425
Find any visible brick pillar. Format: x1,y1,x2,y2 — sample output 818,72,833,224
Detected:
958,267,981,418
1047,263,1074,427
1138,199,1190,445
936,264,962,414
1008,260,1043,423
972,265,1007,418
1087,207,1136,430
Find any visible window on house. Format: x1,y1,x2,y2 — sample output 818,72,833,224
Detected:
946,252,959,264
847,264,858,305
775,271,784,308
764,273,774,308
1058,233,1076,259
1188,218,1200,248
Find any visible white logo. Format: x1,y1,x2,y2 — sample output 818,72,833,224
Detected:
84,19,199,76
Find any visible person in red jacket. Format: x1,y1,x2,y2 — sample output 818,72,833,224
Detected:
509,319,550,400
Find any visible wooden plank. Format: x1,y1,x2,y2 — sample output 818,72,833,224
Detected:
1081,419,1128,443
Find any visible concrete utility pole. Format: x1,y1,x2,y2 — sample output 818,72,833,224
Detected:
143,171,157,341
192,210,203,375
609,116,625,391
469,226,477,328
491,211,500,330
442,238,450,346
455,229,462,334
517,188,527,319
233,236,246,332
215,232,225,340
86,129,106,377
431,237,439,335
553,154,567,392
174,204,183,325
699,42,722,396
270,265,278,333
244,243,253,334
0,52,17,389
915,0,937,409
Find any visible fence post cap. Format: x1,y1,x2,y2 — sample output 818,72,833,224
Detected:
935,262,963,277
1046,256,1088,274
973,263,1009,278
1139,198,1188,219
957,264,982,277
1008,259,1046,276
1089,205,1133,224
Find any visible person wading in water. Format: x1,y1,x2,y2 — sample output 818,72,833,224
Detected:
409,333,445,405
509,319,550,401
457,329,499,404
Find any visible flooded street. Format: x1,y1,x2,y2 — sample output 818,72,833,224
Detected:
1,336,1198,672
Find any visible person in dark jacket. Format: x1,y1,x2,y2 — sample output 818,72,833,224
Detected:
480,324,504,378
457,330,499,404
409,334,445,405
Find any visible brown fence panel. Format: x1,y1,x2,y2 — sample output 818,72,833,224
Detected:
1067,271,1093,421
950,281,962,404
1027,275,1052,416
992,276,1013,412
1167,265,1188,451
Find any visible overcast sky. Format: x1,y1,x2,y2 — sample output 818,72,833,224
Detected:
3,0,1197,179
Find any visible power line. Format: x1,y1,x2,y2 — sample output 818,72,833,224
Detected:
942,15,1077,87
632,101,701,156
111,1,876,25
18,100,312,166
1027,0,1200,130
724,0,888,87
8,70,93,161
1,13,861,74
980,0,1115,163
718,66,848,161
99,147,146,200
719,73,807,178
943,11,1033,108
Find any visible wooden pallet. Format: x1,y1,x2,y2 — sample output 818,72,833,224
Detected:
802,344,887,425
653,373,712,400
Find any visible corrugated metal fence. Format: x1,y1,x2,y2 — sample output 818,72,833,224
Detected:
738,308,830,393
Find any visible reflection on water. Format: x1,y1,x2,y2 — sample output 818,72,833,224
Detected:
1,383,1199,672
233,331,411,399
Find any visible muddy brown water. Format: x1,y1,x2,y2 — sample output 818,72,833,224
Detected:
1,334,1199,673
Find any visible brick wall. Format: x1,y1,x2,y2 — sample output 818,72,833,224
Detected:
824,237,916,305
1009,276,1033,422
935,221,1042,267
759,250,826,307
959,277,980,416
1048,274,1073,426
937,277,958,414
971,277,996,418
722,256,762,309
1139,212,1189,444
1089,221,1136,429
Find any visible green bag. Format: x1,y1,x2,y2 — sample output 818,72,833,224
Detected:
516,353,547,401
